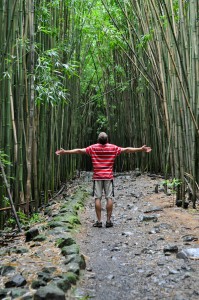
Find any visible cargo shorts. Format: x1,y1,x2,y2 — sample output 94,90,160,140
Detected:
93,180,114,200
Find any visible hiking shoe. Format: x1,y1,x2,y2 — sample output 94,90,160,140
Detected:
93,221,102,228
106,221,113,228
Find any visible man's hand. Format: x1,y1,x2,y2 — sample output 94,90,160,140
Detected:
55,148,65,155
141,145,152,153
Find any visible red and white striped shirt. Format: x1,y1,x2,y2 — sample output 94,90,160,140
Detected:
86,143,122,180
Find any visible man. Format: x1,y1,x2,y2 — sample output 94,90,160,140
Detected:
56,132,152,228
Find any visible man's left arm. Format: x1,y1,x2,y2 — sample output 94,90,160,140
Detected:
121,145,152,154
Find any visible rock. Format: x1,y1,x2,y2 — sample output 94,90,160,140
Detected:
67,262,80,275
177,248,199,260
64,254,86,269
144,207,163,213
148,227,160,234
37,272,52,282
64,272,78,284
53,215,81,225
14,247,29,254
139,214,158,222
154,184,159,193
11,288,28,298
0,289,9,299
5,274,27,288
48,221,67,229
52,276,71,292
31,280,46,289
33,234,47,242
182,235,198,242
135,168,141,177
61,244,79,256
0,265,15,276
107,274,114,280
41,267,57,274
176,200,189,208
121,231,133,236
131,192,142,198
158,223,172,230
34,285,65,300
44,207,52,216
25,227,39,242
163,245,178,253
56,236,76,248
48,227,69,235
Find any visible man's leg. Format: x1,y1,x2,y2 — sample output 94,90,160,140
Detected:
95,198,102,222
93,181,103,227
106,198,113,222
104,181,114,226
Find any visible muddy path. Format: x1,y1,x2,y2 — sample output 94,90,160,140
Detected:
69,172,199,300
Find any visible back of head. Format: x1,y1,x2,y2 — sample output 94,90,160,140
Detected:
97,132,108,145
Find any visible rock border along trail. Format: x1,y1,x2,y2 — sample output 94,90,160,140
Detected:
0,172,199,300
70,172,199,300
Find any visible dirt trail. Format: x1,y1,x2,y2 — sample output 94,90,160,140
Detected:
69,173,199,300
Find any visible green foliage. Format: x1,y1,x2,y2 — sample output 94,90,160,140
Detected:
2,196,10,207
137,31,154,50
161,178,182,193
0,150,12,168
7,212,44,228
96,115,108,133
35,49,79,106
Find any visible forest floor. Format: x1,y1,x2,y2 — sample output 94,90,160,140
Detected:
68,172,199,300
1,172,199,300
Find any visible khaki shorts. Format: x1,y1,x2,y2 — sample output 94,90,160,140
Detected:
94,180,113,200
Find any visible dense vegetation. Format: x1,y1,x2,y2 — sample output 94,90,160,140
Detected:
0,0,198,227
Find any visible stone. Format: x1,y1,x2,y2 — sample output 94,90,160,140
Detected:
182,235,198,242
11,288,28,298
5,274,27,288
48,227,69,235
14,248,29,254
53,215,81,225
139,214,158,222
144,207,163,213
67,262,80,275
33,234,47,242
158,223,172,230
31,280,46,289
52,277,71,292
121,231,133,236
0,289,9,299
61,244,79,256
177,248,199,260
44,207,52,216
34,285,65,300
37,272,52,282
176,200,189,208
148,227,160,234
64,272,78,284
56,236,76,248
41,267,57,274
64,254,86,269
163,245,178,253
48,221,67,229
25,227,39,242
0,265,15,276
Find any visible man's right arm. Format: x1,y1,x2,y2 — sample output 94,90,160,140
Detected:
55,148,86,155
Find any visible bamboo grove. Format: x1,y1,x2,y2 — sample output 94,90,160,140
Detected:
0,0,198,227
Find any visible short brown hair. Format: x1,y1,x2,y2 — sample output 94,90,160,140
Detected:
97,132,108,145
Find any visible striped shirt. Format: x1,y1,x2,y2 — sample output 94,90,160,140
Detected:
86,143,122,180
